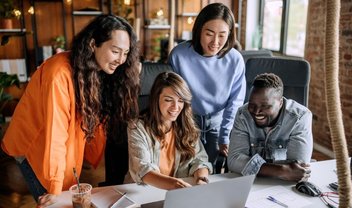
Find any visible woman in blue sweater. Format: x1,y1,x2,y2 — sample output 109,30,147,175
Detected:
168,3,246,172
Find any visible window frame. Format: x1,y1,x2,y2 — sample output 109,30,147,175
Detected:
260,0,304,57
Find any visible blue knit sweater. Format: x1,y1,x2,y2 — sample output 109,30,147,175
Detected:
168,41,246,144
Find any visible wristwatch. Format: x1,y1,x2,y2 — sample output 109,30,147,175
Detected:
197,176,209,184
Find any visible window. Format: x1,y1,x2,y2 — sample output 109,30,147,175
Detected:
260,0,309,57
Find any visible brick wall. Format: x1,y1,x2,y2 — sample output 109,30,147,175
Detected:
305,0,352,155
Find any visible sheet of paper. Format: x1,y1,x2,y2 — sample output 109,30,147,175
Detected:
111,194,139,208
91,187,139,208
245,186,312,208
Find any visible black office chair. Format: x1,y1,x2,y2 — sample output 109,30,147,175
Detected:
244,57,310,107
240,49,273,64
138,62,173,113
159,39,186,63
215,154,228,174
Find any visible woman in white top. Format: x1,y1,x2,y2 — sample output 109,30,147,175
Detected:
128,72,212,190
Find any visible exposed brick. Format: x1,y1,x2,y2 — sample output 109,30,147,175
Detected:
306,0,352,155
344,54,352,60
342,30,352,36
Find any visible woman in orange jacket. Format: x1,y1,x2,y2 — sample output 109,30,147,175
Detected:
1,15,140,207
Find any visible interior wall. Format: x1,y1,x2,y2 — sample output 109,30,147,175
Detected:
305,0,352,156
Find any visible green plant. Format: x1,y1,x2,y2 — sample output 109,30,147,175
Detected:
0,0,20,19
0,72,20,113
51,35,66,50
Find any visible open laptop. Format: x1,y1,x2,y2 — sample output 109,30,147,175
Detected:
141,174,255,208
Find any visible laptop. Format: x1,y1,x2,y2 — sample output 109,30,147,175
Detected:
141,174,255,208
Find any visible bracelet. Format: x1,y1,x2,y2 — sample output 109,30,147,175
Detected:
197,176,209,184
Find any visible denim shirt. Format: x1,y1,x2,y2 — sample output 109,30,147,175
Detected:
128,120,213,184
228,98,313,176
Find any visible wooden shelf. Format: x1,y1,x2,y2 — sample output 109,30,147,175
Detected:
177,12,198,17
71,0,106,35
144,25,171,30
0,29,26,34
72,10,104,16
34,0,62,1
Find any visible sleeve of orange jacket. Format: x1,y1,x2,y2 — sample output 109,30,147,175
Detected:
42,67,72,195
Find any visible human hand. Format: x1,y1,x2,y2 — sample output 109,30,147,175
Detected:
279,162,311,182
297,162,311,182
195,176,209,185
172,178,192,189
219,144,228,157
37,193,57,207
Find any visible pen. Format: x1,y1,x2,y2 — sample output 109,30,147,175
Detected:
267,196,289,208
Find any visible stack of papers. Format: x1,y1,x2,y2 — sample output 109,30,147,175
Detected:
91,187,140,208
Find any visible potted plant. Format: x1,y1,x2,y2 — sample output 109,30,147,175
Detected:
0,72,20,122
0,0,21,29
0,72,20,139
51,35,66,54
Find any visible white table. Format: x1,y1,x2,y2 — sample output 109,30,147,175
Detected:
49,159,339,208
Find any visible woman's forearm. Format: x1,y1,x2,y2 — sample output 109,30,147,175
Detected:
142,171,191,190
193,168,210,184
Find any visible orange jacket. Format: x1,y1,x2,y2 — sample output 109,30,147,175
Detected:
1,52,105,195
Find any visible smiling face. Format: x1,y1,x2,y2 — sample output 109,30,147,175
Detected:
158,87,185,127
200,19,230,56
248,87,283,128
92,30,130,74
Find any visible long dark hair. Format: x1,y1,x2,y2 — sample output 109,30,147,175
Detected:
70,15,140,141
143,72,199,162
191,3,236,58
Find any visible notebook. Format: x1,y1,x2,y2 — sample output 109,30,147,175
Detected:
141,174,255,208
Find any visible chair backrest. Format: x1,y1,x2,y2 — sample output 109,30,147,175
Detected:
139,62,172,113
159,39,186,63
240,49,273,63
245,57,310,107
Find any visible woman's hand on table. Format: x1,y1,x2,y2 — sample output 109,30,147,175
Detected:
37,193,57,207
173,178,192,189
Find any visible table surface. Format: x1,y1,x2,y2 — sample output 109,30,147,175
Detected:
49,159,340,208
